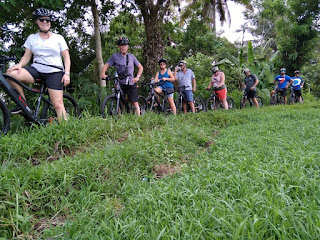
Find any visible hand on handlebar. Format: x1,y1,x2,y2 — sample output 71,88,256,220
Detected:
7,64,22,74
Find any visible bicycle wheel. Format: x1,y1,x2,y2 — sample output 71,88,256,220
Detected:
270,95,277,105
175,96,183,113
289,93,295,104
101,95,120,117
256,96,263,107
194,97,205,113
163,99,172,114
137,95,147,115
206,97,215,111
41,93,80,120
226,97,235,109
146,96,157,112
0,99,10,135
240,96,247,109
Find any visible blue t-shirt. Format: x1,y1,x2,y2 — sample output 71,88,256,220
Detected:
291,76,303,90
159,69,174,89
275,75,291,89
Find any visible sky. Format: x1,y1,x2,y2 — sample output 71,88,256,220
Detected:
215,2,256,43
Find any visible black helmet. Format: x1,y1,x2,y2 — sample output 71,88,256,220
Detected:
117,37,129,45
32,8,53,20
294,70,300,74
212,66,219,73
158,58,167,65
280,68,286,73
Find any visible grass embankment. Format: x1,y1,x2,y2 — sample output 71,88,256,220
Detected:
1,103,320,239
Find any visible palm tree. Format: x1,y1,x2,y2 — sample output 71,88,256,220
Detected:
181,0,253,33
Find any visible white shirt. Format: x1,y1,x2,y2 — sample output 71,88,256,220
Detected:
24,33,68,73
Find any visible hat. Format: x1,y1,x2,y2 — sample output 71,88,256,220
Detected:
179,60,186,66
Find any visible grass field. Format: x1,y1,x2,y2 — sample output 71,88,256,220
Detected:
1,103,320,239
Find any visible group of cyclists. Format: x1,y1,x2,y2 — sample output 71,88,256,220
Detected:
272,68,304,104
4,8,305,122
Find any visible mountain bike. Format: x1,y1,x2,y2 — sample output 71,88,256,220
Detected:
100,72,147,117
175,86,205,113
0,55,80,135
288,87,303,104
144,81,173,114
240,88,263,108
205,88,235,111
270,88,285,105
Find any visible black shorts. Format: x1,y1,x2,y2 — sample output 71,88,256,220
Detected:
246,89,257,98
120,84,138,102
294,90,302,97
25,66,64,90
278,88,287,97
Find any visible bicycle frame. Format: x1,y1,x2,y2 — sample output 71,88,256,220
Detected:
146,82,170,112
111,77,132,114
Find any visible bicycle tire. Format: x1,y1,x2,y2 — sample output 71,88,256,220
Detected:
270,95,277,105
137,95,147,115
175,96,183,113
194,97,205,113
101,95,120,117
226,97,235,109
41,93,80,120
206,97,216,111
289,93,295,104
240,96,247,109
256,96,263,107
0,99,10,135
146,96,158,112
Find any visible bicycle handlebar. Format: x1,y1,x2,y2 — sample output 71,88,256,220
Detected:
0,55,17,63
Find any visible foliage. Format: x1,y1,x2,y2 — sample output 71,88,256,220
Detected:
1,104,320,238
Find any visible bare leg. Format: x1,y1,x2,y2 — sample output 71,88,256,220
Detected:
132,102,140,116
168,97,176,115
284,96,287,105
189,101,195,113
252,97,259,108
222,99,229,110
182,101,187,113
48,89,67,121
6,68,34,99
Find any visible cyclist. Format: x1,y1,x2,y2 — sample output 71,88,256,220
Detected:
243,68,260,108
100,37,143,116
174,60,196,113
6,8,71,121
288,70,304,103
154,58,176,114
206,66,228,110
274,68,292,105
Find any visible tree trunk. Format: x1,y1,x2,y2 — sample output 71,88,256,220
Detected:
135,0,171,79
91,0,105,87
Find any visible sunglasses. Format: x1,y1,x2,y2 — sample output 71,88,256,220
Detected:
38,18,51,23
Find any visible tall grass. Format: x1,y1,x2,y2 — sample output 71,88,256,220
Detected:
1,103,320,239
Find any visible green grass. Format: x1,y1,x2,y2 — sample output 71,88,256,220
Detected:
1,103,320,239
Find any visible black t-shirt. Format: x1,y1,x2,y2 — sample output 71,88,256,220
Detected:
245,74,257,90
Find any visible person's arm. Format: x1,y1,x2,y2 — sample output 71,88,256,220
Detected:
287,78,293,87
163,69,175,82
100,63,110,79
132,63,143,83
251,76,259,89
206,76,213,89
301,79,304,88
192,78,196,92
285,77,291,89
154,72,159,83
218,72,225,87
7,48,32,73
61,49,71,86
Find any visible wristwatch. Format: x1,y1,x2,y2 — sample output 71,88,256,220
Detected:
65,72,70,75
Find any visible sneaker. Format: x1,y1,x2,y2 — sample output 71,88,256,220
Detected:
11,106,22,114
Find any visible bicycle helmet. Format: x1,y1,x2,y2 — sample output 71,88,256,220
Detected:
280,68,286,73
32,8,53,19
243,68,250,74
117,37,129,45
294,70,300,74
158,58,167,65
212,66,219,73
